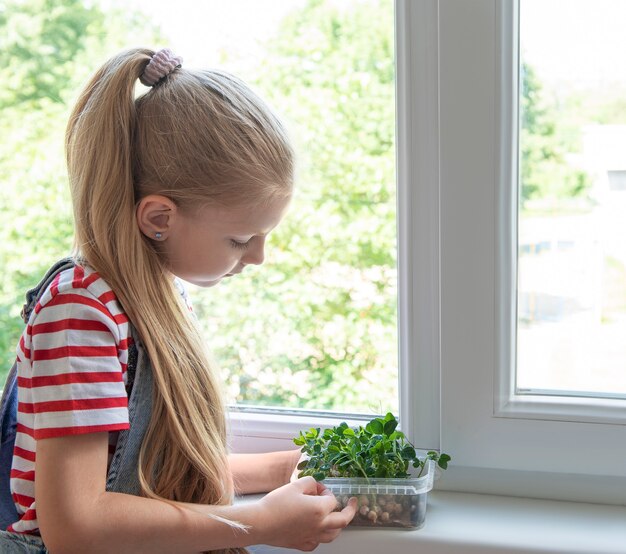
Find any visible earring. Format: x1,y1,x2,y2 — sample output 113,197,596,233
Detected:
155,232,163,240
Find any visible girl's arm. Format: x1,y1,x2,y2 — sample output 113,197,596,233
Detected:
36,433,356,554
229,449,301,494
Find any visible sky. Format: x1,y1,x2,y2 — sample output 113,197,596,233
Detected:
108,0,626,93
120,0,306,72
522,0,626,91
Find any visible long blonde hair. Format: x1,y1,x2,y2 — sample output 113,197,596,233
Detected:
65,48,293,552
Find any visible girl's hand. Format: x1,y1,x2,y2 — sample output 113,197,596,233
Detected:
256,476,357,551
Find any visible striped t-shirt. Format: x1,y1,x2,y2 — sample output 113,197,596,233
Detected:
9,264,133,535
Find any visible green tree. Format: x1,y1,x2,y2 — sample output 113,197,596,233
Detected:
520,62,591,207
190,0,398,413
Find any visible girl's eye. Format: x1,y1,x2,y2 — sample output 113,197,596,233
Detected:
230,239,250,250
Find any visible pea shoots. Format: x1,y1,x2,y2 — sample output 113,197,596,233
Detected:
293,412,451,481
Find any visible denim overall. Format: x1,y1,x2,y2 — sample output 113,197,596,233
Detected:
0,258,154,553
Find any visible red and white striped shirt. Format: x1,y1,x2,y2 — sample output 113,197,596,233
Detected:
9,264,132,535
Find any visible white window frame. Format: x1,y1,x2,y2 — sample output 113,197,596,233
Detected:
230,0,626,506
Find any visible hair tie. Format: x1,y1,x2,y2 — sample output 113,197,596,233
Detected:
140,48,183,87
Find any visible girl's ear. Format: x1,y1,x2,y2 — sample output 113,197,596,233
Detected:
136,195,178,240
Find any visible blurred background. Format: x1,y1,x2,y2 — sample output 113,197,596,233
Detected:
2,0,625,417
0,0,398,414
517,0,626,398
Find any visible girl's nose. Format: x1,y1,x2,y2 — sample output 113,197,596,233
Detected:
243,236,266,266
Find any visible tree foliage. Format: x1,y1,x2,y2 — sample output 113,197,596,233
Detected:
520,62,591,206
0,0,161,373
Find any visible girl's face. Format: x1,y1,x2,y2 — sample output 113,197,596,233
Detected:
162,195,291,287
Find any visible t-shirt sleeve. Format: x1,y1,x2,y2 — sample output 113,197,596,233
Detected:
24,288,130,440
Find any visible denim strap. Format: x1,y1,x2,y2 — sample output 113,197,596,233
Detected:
105,327,153,495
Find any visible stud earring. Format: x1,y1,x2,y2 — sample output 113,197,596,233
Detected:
155,232,163,240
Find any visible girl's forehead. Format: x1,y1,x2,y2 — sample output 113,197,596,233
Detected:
201,195,291,234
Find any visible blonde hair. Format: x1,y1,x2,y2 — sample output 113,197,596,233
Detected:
65,48,293,552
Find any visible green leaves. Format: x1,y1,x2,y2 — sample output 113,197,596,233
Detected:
383,418,398,436
437,454,452,470
366,419,383,435
293,413,451,480
422,451,452,474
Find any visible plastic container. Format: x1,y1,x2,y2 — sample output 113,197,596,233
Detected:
323,459,435,529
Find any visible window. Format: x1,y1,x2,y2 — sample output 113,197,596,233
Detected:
438,0,626,504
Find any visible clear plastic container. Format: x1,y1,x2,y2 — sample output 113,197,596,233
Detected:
323,459,435,529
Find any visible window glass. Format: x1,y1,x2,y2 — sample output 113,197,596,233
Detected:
1,0,398,415
518,0,626,398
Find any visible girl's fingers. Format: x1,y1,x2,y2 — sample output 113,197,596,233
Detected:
316,480,331,495
323,497,358,529
292,475,320,494
319,529,342,543
290,476,342,512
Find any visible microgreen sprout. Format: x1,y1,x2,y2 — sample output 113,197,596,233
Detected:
293,412,451,481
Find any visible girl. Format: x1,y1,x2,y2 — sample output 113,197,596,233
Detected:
2,48,357,553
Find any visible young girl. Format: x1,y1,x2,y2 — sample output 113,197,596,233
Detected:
2,48,356,553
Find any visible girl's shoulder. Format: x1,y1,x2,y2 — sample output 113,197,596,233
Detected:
32,261,127,325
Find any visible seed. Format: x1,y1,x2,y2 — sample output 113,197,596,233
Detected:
373,505,382,515
367,510,378,523
359,505,370,517
378,498,387,507
380,511,390,522
359,495,369,506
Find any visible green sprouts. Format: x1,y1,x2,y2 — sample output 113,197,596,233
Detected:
293,413,451,481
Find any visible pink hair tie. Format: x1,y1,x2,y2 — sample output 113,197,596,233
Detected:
140,48,183,87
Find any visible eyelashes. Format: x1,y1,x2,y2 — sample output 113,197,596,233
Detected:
229,239,250,250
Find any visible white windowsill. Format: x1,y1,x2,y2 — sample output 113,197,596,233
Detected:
244,490,626,554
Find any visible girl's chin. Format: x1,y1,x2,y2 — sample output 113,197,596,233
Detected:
185,276,225,288
180,272,238,288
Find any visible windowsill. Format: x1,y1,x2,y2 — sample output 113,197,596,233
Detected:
244,490,626,554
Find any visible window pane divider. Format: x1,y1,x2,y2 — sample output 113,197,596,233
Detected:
395,0,441,450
